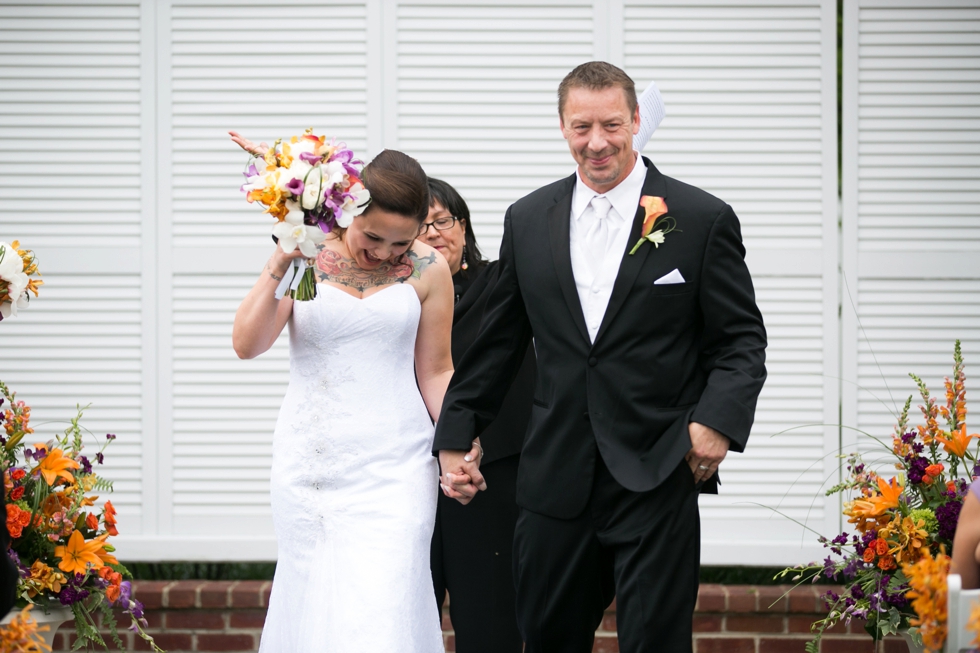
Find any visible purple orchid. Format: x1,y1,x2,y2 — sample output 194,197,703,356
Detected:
284,177,304,196
299,151,322,165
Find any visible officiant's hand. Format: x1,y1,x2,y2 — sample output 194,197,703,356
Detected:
686,421,729,484
439,443,487,505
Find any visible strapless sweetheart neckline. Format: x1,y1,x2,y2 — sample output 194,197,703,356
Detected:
317,281,419,304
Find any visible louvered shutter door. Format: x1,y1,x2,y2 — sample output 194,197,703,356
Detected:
843,2,980,462
0,1,147,532
162,0,370,552
395,0,595,258
624,0,839,564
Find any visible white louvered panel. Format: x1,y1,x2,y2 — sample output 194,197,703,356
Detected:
169,1,369,249
855,279,980,456
0,275,143,530
625,0,826,250
396,1,594,257
701,276,825,523
0,1,142,249
857,2,980,251
170,274,286,536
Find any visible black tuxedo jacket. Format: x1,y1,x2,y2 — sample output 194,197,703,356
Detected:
433,158,767,519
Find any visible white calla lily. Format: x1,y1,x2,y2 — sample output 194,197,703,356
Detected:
301,167,324,210
273,201,326,258
0,290,29,319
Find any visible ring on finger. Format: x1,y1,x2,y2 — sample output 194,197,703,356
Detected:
698,464,710,471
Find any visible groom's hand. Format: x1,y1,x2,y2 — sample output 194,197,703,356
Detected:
438,445,487,505
686,421,729,484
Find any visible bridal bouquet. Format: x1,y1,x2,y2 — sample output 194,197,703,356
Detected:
779,341,976,652
0,381,162,651
240,129,371,300
0,240,42,320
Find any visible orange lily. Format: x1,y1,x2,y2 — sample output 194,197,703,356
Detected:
93,534,119,566
34,448,80,486
639,195,668,238
936,425,977,458
846,476,904,523
54,530,105,575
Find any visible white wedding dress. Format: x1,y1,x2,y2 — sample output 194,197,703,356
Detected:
259,283,444,652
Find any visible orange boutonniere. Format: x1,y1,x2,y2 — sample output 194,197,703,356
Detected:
629,195,678,255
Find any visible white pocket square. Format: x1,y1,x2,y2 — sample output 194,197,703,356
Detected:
654,269,685,285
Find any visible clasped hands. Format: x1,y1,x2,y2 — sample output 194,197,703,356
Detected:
439,422,729,504
439,440,486,505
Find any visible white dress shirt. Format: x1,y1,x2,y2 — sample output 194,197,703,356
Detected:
569,154,648,342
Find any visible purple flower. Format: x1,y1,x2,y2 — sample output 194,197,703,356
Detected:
58,574,91,605
907,456,929,484
298,151,322,165
936,498,963,540
95,452,105,465
913,442,924,454
973,461,980,478
79,455,92,474
284,177,304,196
106,433,116,441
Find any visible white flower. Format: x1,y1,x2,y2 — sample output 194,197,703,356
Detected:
288,138,316,157
337,185,371,229
0,291,28,319
301,166,324,210
273,201,326,258
0,243,27,297
645,230,666,248
277,161,312,192
322,160,346,189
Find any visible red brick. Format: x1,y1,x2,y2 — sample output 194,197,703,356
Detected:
261,582,272,607
96,631,132,651
882,638,907,653
229,610,266,629
132,581,171,610
134,633,193,651
230,581,265,608
164,610,225,630
167,580,201,608
759,637,811,653
693,614,723,632
445,634,456,652
697,585,727,612
728,587,759,613
787,615,821,634
200,582,231,608
756,586,791,613
52,632,66,651
441,611,453,630
696,636,756,653
197,633,256,651
726,615,785,633
788,587,820,613
592,635,619,653
600,612,616,632
819,638,877,652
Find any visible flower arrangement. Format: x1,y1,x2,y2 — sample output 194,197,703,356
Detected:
0,606,50,652
778,341,976,652
0,240,42,320
240,128,371,300
0,381,162,651
628,196,677,255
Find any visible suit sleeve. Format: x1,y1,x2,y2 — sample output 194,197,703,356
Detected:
691,204,768,452
433,206,533,453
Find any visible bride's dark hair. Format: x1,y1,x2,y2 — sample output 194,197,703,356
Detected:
361,149,429,222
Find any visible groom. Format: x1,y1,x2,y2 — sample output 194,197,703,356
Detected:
434,61,767,652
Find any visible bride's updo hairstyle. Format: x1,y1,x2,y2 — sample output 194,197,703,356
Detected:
360,149,429,223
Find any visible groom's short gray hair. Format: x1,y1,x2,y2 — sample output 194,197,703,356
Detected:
558,61,637,120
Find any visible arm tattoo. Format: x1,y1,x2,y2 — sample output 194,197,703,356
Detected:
313,249,437,293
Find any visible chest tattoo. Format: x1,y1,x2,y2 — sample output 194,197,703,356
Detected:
313,249,438,293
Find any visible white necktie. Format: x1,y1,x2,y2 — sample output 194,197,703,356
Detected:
585,195,612,270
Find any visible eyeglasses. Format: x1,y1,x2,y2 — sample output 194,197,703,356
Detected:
419,216,458,235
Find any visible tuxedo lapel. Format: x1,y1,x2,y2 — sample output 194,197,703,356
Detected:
593,159,668,346
547,179,590,344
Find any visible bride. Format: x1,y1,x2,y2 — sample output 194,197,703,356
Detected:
232,149,461,651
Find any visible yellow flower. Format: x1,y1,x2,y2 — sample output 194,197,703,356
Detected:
0,606,50,653
902,547,950,653
34,448,79,486
26,560,65,598
879,515,930,564
54,529,104,575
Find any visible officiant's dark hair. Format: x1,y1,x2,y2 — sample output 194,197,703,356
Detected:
361,149,429,223
427,177,485,265
558,61,637,120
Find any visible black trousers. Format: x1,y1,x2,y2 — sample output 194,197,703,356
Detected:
514,455,700,653
431,454,523,653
